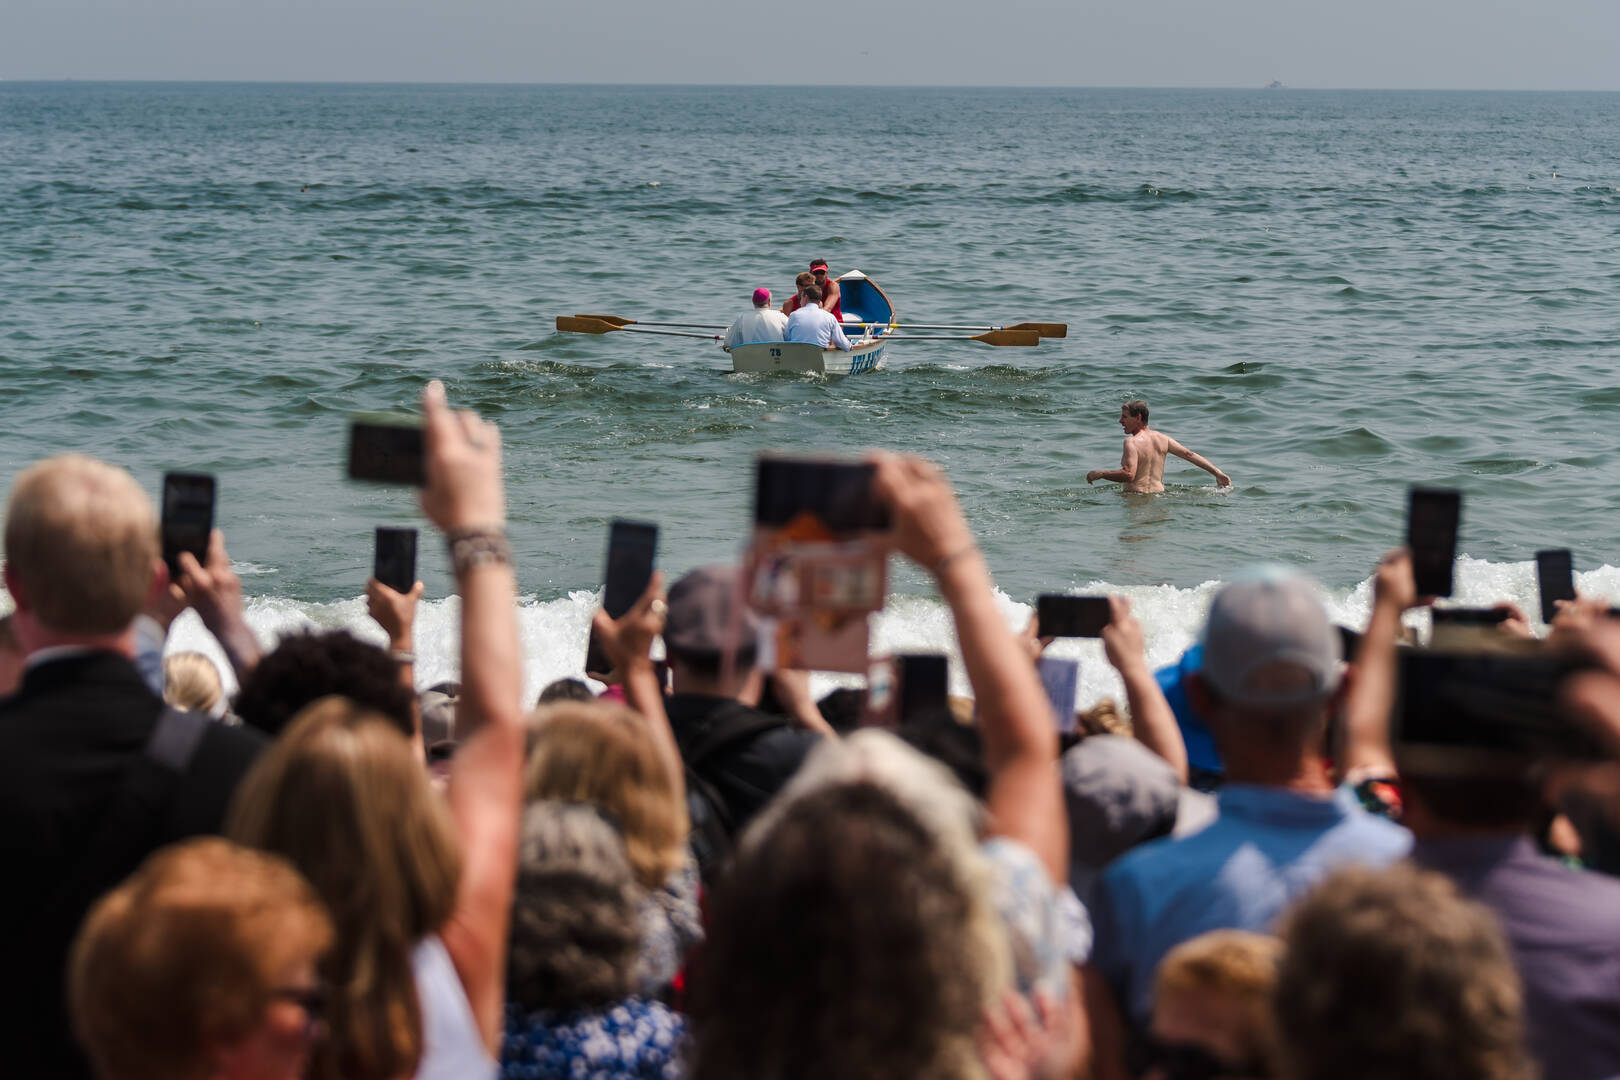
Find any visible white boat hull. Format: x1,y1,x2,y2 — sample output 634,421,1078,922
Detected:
729,336,886,376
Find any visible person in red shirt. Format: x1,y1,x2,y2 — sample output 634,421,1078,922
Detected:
780,272,815,316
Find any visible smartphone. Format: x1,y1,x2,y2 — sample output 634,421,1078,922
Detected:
1037,594,1112,638
585,520,659,675
1037,655,1081,734
348,414,424,485
754,455,890,533
161,472,216,579
373,527,418,594
896,654,950,726
1407,487,1462,597
1535,549,1576,625
1395,648,1605,773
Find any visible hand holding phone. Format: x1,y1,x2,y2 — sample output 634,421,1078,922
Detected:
373,527,418,594
1535,549,1576,625
1037,594,1112,638
1407,487,1461,597
161,472,216,580
585,520,659,675
348,414,425,485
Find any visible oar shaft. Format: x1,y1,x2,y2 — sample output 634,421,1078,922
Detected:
575,315,727,330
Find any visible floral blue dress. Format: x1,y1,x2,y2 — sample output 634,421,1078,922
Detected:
500,997,685,1080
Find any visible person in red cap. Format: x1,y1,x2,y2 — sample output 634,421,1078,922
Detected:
809,259,842,320
721,286,789,351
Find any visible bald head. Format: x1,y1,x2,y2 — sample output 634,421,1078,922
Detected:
4,455,159,634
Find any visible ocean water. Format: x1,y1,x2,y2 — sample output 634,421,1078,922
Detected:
3,83,1619,708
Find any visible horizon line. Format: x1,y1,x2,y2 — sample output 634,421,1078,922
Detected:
4,78,1620,93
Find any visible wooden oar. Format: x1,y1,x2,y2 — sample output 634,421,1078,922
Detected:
575,314,728,330
889,329,1040,346
556,316,721,340
881,321,1067,338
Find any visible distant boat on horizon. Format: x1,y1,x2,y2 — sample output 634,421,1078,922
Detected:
1266,80,1285,89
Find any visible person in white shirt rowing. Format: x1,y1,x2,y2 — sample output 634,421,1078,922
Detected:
782,285,851,351
721,287,790,351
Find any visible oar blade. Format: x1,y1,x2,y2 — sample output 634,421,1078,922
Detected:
555,316,620,334
1008,322,1068,338
575,314,634,326
973,329,1041,346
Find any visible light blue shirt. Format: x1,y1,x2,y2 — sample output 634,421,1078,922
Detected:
783,305,851,350
1088,783,1411,1027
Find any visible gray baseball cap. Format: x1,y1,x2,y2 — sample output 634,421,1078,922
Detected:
1200,564,1342,708
665,565,760,660
1062,734,1217,897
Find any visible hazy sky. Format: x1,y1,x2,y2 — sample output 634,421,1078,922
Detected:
3,0,1618,89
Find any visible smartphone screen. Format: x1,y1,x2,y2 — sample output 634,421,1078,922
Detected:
896,654,949,725
754,456,890,533
1407,487,1461,597
161,472,216,579
1395,648,1605,770
348,414,425,485
585,520,659,675
1037,655,1081,734
1037,594,1111,638
1535,549,1575,625
373,527,418,594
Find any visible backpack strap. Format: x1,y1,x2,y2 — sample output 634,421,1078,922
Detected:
55,706,211,916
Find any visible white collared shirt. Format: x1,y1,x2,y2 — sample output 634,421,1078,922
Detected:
721,307,789,350
784,305,852,350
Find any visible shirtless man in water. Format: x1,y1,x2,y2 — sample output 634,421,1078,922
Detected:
1086,399,1232,493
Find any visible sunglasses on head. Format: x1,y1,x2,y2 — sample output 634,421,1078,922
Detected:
1127,1032,1267,1080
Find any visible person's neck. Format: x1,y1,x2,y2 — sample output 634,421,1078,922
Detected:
26,627,136,661
671,668,752,702
1402,801,1526,841
1222,749,1335,795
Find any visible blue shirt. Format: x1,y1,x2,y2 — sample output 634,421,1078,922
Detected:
1154,645,1223,781
1414,834,1620,1080
1089,783,1412,1026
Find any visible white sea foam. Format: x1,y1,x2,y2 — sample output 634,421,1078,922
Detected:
138,554,1620,714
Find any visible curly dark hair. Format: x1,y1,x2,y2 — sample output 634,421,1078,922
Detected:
233,629,414,739
688,781,988,1080
1275,864,1534,1080
506,802,642,1014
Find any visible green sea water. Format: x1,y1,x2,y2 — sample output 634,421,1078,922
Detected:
3,83,1619,701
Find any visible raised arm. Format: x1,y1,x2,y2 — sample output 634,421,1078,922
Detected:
175,529,262,681
1338,549,1423,781
590,572,686,803
418,380,526,1055
1086,440,1140,486
872,453,1067,883
1100,596,1188,782
1167,438,1231,487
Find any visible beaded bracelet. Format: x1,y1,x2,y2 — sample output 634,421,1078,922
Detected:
446,527,513,576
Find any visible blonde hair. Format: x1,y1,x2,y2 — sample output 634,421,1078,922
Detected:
69,838,332,1080
1276,864,1533,1080
227,697,461,1080
3,455,158,634
163,651,224,715
524,701,688,889
750,729,1011,998
692,731,1011,1080
1155,930,1283,1071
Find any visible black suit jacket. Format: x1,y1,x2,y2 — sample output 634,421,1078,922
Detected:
0,651,266,1080
665,693,820,831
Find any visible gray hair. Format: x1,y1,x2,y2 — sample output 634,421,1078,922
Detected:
507,801,643,1013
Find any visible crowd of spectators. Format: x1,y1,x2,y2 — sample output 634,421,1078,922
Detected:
4,380,1620,1080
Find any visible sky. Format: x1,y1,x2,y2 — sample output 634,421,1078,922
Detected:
3,0,1619,89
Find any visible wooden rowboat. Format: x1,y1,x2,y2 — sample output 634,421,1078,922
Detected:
728,270,894,376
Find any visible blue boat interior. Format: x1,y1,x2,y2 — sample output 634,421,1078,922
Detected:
837,277,893,328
